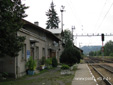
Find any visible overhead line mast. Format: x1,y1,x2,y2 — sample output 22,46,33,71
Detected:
60,5,65,30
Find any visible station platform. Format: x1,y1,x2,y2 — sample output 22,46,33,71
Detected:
72,64,97,85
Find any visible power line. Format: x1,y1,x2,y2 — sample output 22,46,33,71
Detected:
94,0,108,33
91,0,108,45
96,2,113,32
66,0,83,28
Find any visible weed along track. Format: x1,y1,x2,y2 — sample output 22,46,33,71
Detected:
89,64,113,85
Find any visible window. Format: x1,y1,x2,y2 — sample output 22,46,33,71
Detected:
21,44,26,60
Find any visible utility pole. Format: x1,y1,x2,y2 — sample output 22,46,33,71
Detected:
72,26,75,43
60,5,65,30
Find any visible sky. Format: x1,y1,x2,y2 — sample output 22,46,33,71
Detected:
22,0,113,47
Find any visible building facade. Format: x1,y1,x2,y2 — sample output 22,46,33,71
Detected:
0,20,62,78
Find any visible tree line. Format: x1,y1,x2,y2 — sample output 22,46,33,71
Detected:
89,40,113,57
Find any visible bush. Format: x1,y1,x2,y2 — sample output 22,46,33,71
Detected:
72,64,77,71
41,56,46,65
45,58,52,69
46,58,52,65
61,64,70,70
60,46,81,66
52,57,58,67
26,56,37,71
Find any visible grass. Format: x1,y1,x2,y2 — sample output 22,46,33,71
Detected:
80,59,84,64
104,56,113,59
0,67,76,85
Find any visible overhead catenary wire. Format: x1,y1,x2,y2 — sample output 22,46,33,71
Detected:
95,1,113,33
66,0,85,46
91,0,113,46
83,0,108,46
94,0,108,33
66,0,83,29
90,0,108,46
64,0,113,46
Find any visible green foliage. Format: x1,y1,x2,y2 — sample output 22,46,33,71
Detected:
109,53,113,56
90,40,113,57
0,0,28,57
81,46,101,55
60,29,81,66
61,64,70,70
97,50,101,56
40,56,46,65
46,1,60,29
60,46,81,66
89,50,102,56
104,40,113,56
45,58,52,69
89,51,95,56
52,57,58,67
72,65,77,71
45,58,52,65
63,30,73,47
89,40,113,57
26,56,37,71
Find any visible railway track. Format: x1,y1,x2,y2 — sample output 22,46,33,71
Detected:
99,64,113,73
89,64,113,85
85,57,113,84
85,57,113,63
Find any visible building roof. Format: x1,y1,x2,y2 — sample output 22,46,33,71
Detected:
46,29,63,34
22,19,61,41
74,45,83,53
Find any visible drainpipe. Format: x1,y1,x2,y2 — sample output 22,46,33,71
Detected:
15,57,17,78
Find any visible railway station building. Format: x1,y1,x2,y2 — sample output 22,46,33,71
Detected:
0,19,63,78
0,19,83,78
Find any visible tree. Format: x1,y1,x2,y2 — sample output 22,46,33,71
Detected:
60,46,81,66
104,40,113,56
96,50,101,56
60,30,82,66
0,0,28,57
63,30,73,48
46,1,60,29
89,51,94,56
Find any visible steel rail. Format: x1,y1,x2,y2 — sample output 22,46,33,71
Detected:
98,65,113,73
91,65,112,85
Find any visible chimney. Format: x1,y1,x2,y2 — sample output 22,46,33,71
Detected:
34,21,39,26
